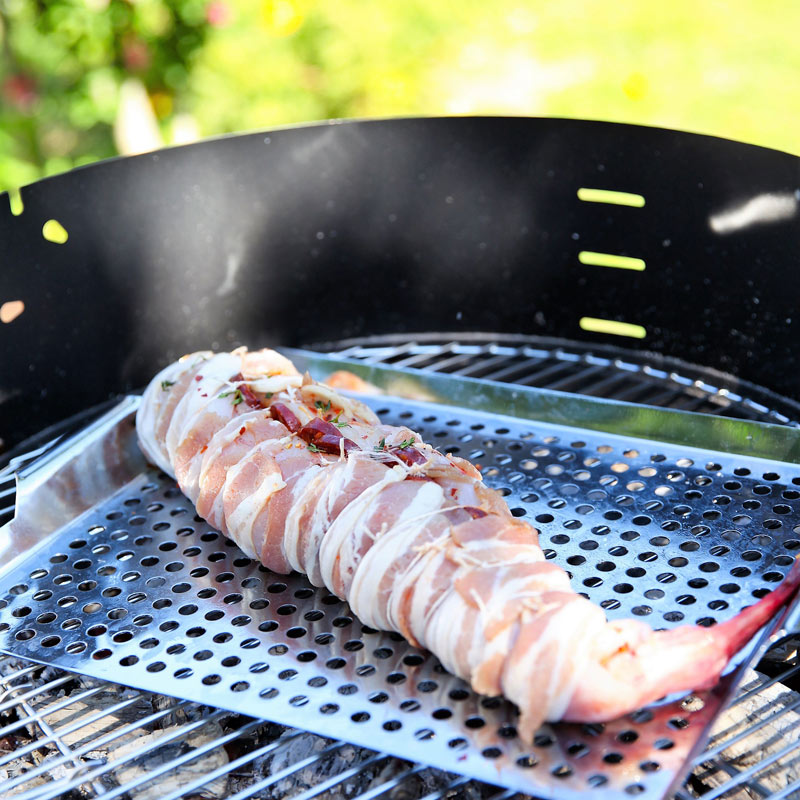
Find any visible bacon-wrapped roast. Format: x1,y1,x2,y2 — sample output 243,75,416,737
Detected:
136,348,800,739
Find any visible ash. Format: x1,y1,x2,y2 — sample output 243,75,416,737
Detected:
228,729,493,800
0,657,498,800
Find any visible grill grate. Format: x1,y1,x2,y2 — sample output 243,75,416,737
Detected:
3,338,800,800
316,335,800,426
0,654,501,800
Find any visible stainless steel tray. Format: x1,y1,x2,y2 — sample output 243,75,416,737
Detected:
1,356,799,800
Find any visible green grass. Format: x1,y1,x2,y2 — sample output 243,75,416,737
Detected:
189,0,800,154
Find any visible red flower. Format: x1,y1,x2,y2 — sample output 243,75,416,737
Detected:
206,1,231,26
122,37,151,72
2,75,38,112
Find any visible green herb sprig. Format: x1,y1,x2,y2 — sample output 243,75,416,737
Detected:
220,388,244,405
331,411,350,428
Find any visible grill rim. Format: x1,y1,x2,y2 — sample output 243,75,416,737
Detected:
5,331,799,475
311,332,800,426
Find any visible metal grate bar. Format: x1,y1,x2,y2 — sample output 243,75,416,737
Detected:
0,684,118,764
675,393,721,413
16,689,108,799
2,698,199,796
450,352,524,378
0,673,74,714
101,719,282,800
417,351,493,374
388,346,462,369
340,764,428,800
717,404,769,423
698,737,800,800
602,377,667,404
416,777,472,800
701,694,800,761
0,659,44,684
289,752,393,800
599,377,657,404
359,344,420,364
11,710,231,800
533,363,611,393
217,741,351,800
731,663,800,708
565,369,632,398
502,358,578,387
473,357,552,385
6,441,61,470
767,778,800,800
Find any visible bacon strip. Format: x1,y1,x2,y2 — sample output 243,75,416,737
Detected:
136,347,800,740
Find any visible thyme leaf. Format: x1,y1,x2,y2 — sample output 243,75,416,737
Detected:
220,388,244,405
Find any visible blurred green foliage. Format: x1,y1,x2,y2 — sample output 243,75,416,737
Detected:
1,0,799,192
0,0,211,188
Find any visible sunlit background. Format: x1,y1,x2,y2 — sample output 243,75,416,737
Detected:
1,0,798,193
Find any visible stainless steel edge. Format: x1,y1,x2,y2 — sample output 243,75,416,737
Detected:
281,348,800,465
0,395,144,576
662,598,800,799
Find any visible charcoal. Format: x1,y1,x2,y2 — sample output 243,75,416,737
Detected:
109,719,230,800
35,684,156,749
692,669,800,798
250,730,334,797
760,634,799,664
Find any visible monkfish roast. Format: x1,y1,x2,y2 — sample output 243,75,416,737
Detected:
135,347,800,739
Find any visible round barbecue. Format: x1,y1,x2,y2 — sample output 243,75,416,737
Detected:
2,117,800,800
